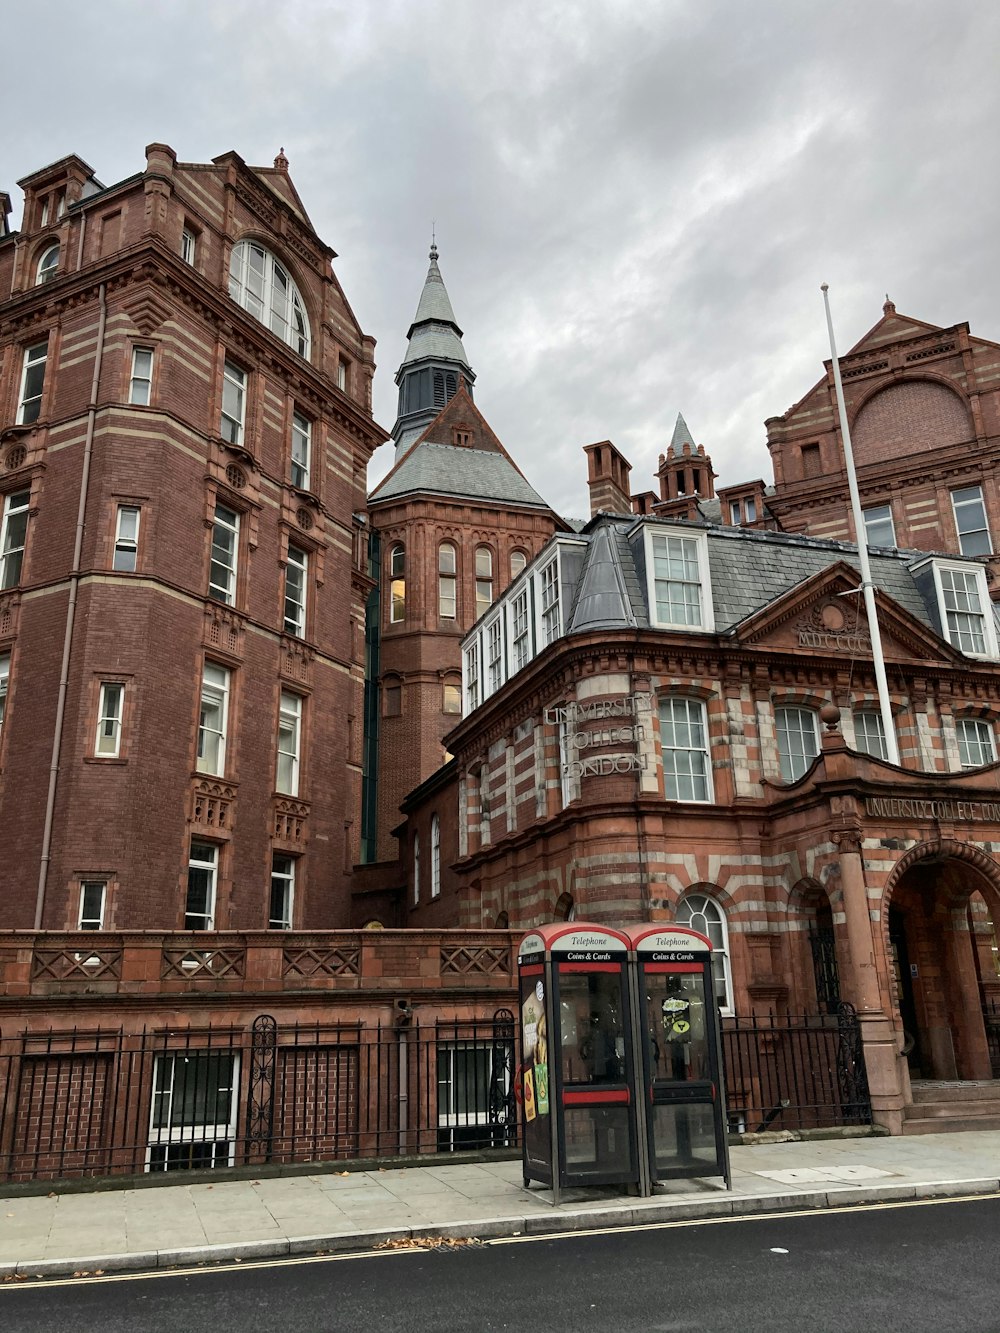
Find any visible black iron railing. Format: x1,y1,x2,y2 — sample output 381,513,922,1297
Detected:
0,1006,871,1185
985,998,1000,1079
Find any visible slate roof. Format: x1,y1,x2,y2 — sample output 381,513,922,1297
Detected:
370,440,549,507
401,245,472,372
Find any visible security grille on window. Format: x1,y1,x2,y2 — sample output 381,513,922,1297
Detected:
284,546,308,637
487,619,503,693
291,412,311,489
95,682,124,757
129,347,154,405
853,710,890,760
510,588,530,672
862,504,896,548
0,490,30,590
439,542,457,619
659,698,712,802
539,559,560,645
675,893,733,1010
431,814,441,897
78,881,106,930
436,1042,514,1151
956,717,996,769
148,1051,238,1172
229,240,310,358
389,544,405,623
277,691,302,795
651,533,703,627
475,547,494,620
269,854,295,929
951,485,991,557
36,244,59,285
209,504,240,604
113,505,140,572
0,653,8,738
185,842,217,930
465,642,480,711
220,359,246,446
197,664,230,776
18,342,47,425
775,706,820,782
939,566,988,655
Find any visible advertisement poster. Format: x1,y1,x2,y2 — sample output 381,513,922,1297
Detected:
521,979,549,1118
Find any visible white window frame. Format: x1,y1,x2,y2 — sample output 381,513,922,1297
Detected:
277,691,302,796
95,682,124,757
269,854,295,929
439,542,457,619
645,528,715,632
228,240,310,359
486,614,504,696
197,663,230,777
658,697,714,803
775,705,820,783
862,503,896,549
185,841,217,930
284,545,308,638
220,359,246,446
510,550,527,579
78,881,106,931
745,497,757,523
18,342,47,424
291,411,311,490
129,346,154,406
209,503,240,605
0,652,8,740
36,244,59,285
537,555,561,647
925,558,999,659
0,490,30,590
508,585,532,674
951,485,992,557
147,1050,239,1173
475,546,494,620
181,227,196,266
113,505,140,572
675,892,733,1012
956,717,997,770
464,640,480,712
431,814,441,898
853,709,890,760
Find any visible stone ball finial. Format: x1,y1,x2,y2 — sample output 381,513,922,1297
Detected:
820,702,842,731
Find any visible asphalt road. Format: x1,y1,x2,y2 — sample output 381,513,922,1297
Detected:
3,1195,1000,1333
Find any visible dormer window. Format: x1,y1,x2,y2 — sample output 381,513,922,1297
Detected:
228,240,310,359
645,529,715,632
35,244,59,285
928,560,999,658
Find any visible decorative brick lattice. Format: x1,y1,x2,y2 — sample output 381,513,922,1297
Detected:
274,796,309,843
161,948,245,979
282,946,361,979
31,949,123,981
5,445,27,471
191,777,237,831
440,945,511,976
296,507,314,531
226,463,247,490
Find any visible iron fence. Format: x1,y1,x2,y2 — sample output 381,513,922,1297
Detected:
985,998,1000,1078
0,1005,870,1185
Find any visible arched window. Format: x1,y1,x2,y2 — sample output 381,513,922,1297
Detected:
494,910,509,929
430,814,441,898
475,546,494,619
675,892,732,1010
412,833,420,905
554,892,575,922
36,244,59,285
439,541,457,619
774,706,819,782
228,240,310,358
510,550,527,579
389,544,405,623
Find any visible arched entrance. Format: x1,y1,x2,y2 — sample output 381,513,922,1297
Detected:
885,843,1000,1081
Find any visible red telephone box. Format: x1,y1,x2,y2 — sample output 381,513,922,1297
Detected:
517,923,640,1202
626,925,731,1189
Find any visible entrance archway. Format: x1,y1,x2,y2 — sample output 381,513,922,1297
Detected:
884,842,1000,1081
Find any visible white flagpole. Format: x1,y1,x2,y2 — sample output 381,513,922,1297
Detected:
821,284,901,765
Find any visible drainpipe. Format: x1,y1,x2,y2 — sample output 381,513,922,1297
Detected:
34,281,107,928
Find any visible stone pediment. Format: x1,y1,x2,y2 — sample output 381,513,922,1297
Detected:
733,562,957,663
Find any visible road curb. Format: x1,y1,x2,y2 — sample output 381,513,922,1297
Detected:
4,1177,998,1281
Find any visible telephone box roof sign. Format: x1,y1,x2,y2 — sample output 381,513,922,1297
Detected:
626,926,713,955
517,923,630,962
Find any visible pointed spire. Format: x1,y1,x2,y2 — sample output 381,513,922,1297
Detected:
669,412,696,455
408,238,462,336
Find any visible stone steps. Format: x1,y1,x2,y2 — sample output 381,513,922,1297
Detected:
903,1080,1000,1133
902,1113,1000,1135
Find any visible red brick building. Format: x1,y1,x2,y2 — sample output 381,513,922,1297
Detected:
0,144,385,932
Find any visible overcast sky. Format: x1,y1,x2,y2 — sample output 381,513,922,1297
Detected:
4,1,997,517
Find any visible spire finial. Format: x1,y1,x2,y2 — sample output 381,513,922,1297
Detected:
430,222,438,264
274,147,289,171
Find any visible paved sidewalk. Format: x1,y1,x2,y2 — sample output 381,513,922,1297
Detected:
2,1130,999,1279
